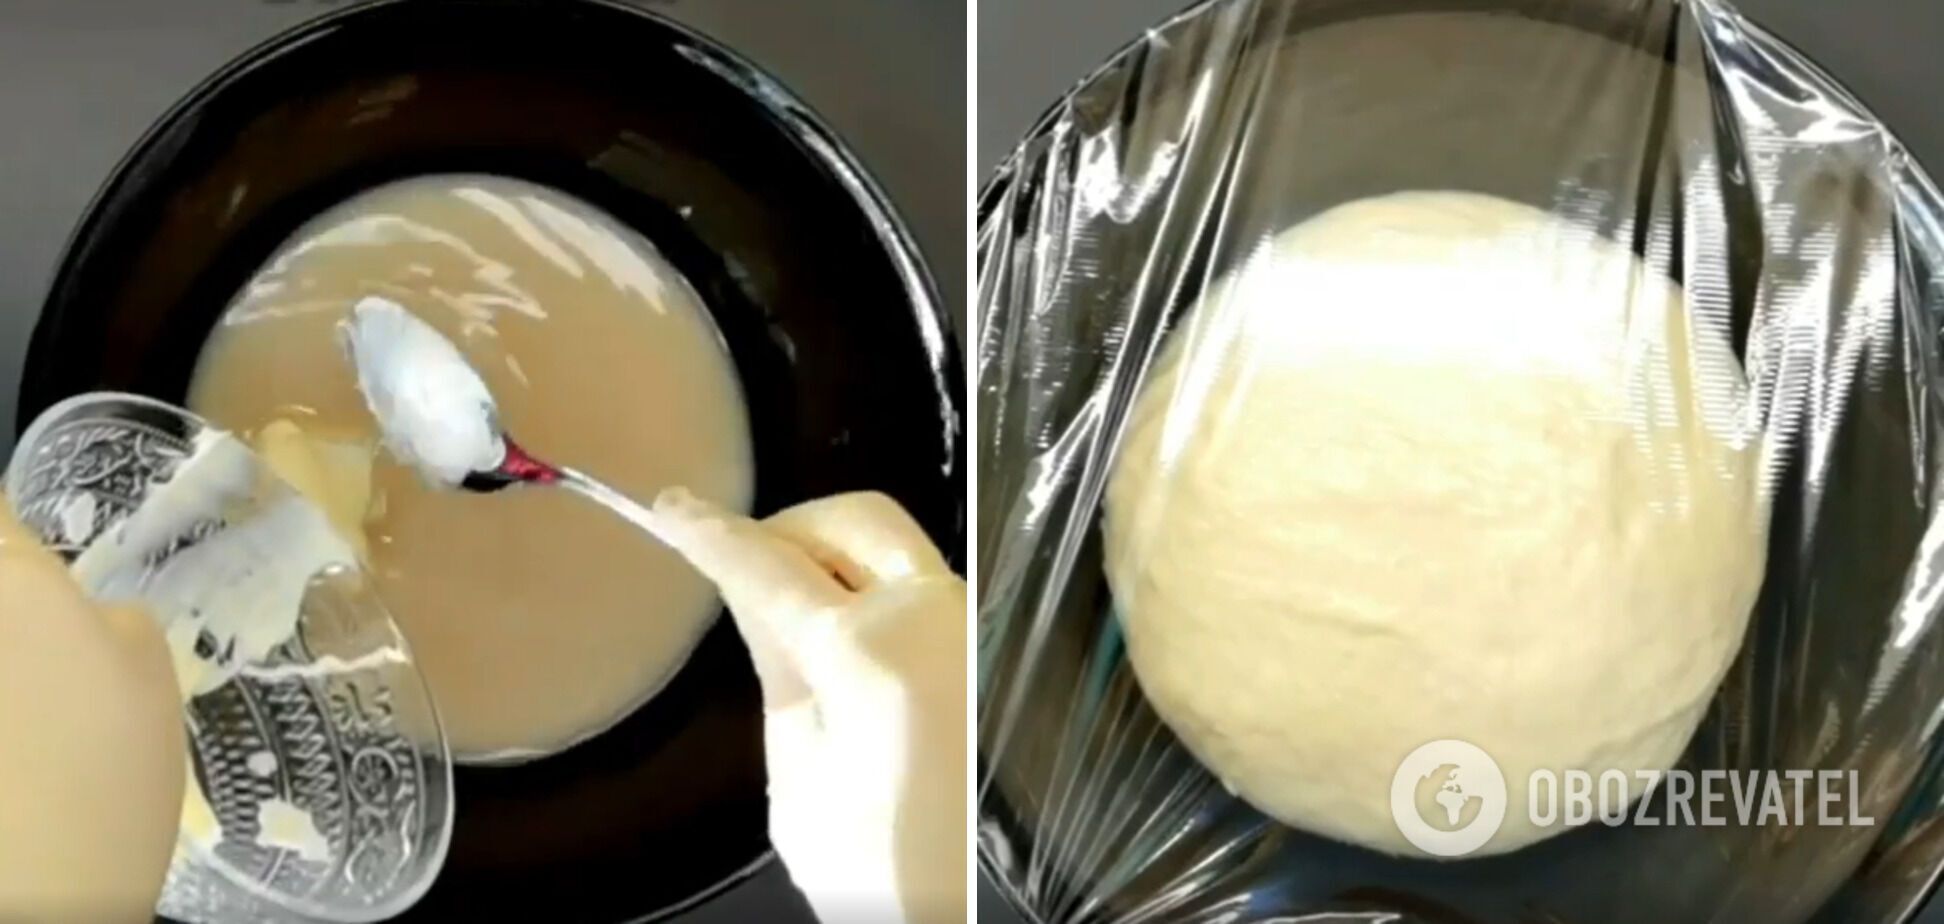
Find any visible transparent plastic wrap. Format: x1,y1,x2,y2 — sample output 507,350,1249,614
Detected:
976,1,1944,922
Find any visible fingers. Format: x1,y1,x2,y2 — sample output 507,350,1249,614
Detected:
651,489,956,714
0,495,72,583
652,488,849,609
763,492,950,591
0,493,37,551
651,487,847,709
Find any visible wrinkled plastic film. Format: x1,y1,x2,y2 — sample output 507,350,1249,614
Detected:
977,1,1944,922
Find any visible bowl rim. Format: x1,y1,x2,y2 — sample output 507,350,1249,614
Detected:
21,0,966,491
20,0,961,918
973,2,1944,923
977,0,1944,210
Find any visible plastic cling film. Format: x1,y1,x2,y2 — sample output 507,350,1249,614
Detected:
976,2,1944,922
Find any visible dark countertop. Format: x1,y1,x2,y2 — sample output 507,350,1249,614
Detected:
975,1,1944,922
0,0,965,454
0,1,961,922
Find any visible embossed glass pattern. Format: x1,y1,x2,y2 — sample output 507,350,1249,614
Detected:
5,393,453,923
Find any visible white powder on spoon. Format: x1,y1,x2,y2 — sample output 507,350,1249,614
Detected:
340,296,506,487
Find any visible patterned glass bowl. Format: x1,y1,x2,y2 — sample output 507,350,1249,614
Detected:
4,392,453,924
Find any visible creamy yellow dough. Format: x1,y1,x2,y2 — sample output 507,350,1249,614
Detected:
190,174,755,761
0,499,185,922
1103,192,1767,857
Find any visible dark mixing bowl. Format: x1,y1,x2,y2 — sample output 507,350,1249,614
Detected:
978,1,1944,923
17,0,964,920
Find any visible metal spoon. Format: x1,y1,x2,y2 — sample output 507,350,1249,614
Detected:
338,295,669,542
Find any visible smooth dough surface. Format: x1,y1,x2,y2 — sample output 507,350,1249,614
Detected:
1102,191,1767,856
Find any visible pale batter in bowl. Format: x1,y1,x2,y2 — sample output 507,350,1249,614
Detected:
189,174,756,763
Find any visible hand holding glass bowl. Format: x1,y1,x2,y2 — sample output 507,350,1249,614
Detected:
4,393,453,924
19,2,964,915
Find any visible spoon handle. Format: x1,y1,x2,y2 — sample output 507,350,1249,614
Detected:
554,467,672,546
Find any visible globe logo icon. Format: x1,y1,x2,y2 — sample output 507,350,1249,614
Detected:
1390,739,1508,857
1425,764,1481,830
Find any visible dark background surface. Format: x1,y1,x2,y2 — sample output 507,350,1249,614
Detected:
975,0,1944,922
0,0,964,455
0,1,960,921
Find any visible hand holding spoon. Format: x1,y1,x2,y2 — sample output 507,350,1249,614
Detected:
338,296,668,541
339,294,968,922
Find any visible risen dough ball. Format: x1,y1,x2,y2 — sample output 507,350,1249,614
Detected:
1102,191,1766,857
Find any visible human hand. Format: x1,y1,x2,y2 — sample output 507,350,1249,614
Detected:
652,490,966,924
0,497,185,923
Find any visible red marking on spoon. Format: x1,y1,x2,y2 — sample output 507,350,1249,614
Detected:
499,439,561,484
461,438,562,493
